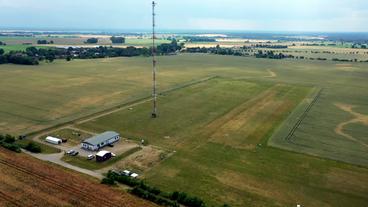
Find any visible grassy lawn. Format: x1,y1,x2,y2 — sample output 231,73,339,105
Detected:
16,139,61,154
40,128,92,146
61,147,142,170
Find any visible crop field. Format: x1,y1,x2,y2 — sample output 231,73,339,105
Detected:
0,148,156,207
77,76,368,206
0,56,226,134
1,54,368,206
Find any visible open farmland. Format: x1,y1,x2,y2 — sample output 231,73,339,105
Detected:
76,75,368,206
0,36,170,47
0,56,224,134
0,148,156,207
1,54,368,206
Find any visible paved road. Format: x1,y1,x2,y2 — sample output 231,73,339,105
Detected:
23,150,103,179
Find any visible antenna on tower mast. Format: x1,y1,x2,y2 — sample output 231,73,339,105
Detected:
151,1,158,118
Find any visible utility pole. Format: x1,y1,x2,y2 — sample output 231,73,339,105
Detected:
151,1,158,118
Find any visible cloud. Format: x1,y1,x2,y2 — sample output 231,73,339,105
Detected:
0,0,367,32
187,18,261,31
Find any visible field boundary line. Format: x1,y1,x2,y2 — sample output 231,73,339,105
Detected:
26,76,218,137
284,88,323,145
268,87,323,148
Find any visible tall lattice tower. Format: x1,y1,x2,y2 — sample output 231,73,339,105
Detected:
151,1,158,118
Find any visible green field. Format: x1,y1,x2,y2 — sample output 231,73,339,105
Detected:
0,54,368,206
0,56,227,134
77,75,368,206
0,45,49,53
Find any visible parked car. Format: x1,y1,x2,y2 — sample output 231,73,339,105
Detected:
71,151,79,156
87,154,95,160
130,173,139,178
66,150,79,156
122,170,131,176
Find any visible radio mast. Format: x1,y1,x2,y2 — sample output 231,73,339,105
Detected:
151,1,158,118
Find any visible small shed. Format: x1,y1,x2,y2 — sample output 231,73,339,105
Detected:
45,136,62,145
96,150,112,162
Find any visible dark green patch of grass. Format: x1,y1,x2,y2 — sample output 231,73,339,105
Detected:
17,139,61,154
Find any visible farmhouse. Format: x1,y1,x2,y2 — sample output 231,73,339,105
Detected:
81,131,120,151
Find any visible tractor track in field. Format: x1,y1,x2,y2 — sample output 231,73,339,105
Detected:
264,69,277,78
0,190,24,207
0,159,123,207
334,103,368,148
285,88,323,145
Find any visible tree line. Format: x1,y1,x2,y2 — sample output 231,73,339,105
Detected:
102,170,226,207
0,40,182,65
252,44,288,49
183,36,217,42
84,36,126,44
0,134,21,152
37,40,54,44
0,134,43,153
183,45,368,62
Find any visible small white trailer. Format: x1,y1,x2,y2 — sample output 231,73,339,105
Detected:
45,136,62,145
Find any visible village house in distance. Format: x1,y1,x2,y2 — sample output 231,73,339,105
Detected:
81,131,120,151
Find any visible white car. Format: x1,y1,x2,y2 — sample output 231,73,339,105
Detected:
130,173,139,178
87,154,95,160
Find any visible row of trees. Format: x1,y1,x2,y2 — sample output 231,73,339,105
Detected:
184,46,368,62
0,51,40,65
0,134,21,152
0,40,183,65
183,36,217,42
0,41,6,45
110,36,125,44
104,170,209,207
255,50,291,59
37,40,54,44
0,134,43,153
85,36,126,44
252,44,288,49
85,38,98,44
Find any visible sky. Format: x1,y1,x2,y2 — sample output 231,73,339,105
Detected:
0,0,368,32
